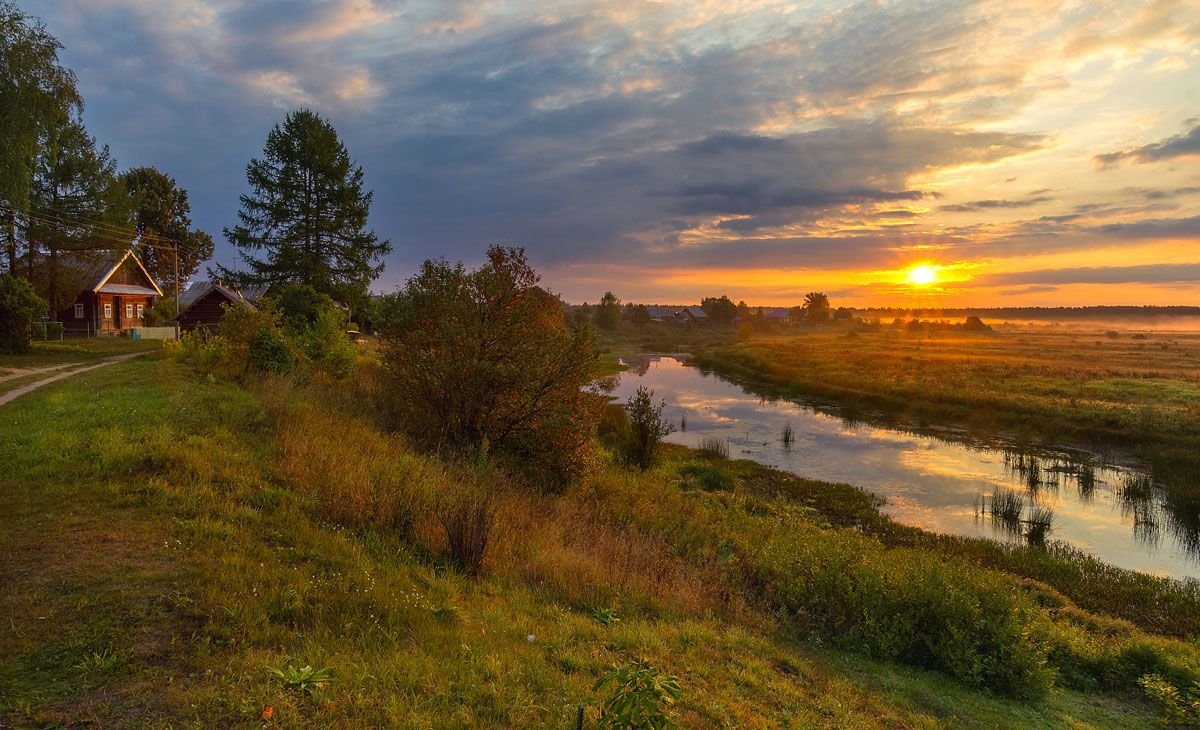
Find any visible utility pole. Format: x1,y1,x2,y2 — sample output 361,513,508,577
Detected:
174,242,180,339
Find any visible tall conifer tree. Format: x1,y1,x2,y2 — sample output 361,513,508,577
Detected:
220,109,390,309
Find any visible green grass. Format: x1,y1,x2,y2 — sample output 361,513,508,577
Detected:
0,336,161,369
0,354,1186,726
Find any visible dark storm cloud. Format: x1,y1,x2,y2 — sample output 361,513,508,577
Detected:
1095,123,1200,169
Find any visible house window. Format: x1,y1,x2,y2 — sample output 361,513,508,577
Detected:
136,304,144,319
125,304,133,319
75,303,84,319
104,303,112,319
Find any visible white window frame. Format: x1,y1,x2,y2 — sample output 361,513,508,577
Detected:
136,303,144,319
125,303,133,319
104,303,112,319
75,303,84,319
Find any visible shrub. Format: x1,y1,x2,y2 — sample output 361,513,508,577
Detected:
217,299,295,378
437,476,496,577
248,329,295,375
378,246,602,489
619,386,675,470
749,523,1056,698
0,274,47,354
1140,673,1200,727
177,329,227,376
295,306,356,377
595,657,681,729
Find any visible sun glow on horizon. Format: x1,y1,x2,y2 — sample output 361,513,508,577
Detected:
906,264,939,287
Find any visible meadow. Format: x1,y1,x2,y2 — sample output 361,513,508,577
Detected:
3,340,1200,727
691,326,1200,494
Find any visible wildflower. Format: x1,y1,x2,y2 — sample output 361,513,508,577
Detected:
261,705,274,721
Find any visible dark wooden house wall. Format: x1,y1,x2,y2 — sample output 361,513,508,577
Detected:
177,289,237,332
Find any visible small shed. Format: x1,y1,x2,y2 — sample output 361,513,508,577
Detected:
175,281,263,332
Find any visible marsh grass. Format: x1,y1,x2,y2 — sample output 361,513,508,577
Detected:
988,489,1025,532
1025,505,1056,548
780,422,795,447
698,435,729,459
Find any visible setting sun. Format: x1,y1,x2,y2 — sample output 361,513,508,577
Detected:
906,265,939,286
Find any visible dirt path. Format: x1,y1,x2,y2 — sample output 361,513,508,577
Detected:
0,353,150,407
0,362,78,384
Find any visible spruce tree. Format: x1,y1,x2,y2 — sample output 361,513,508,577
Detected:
220,109,390,309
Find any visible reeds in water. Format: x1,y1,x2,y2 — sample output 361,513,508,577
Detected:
698,435,729,459
1025,504,1055,548
988,488,1025,529
780,422,795,447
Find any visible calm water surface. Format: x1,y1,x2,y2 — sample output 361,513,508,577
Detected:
610,356,1199,580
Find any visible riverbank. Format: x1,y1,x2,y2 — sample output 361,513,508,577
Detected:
691,329,1200,497
3,349,1199,725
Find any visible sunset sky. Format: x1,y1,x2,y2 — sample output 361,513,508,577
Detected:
29,0,1200,306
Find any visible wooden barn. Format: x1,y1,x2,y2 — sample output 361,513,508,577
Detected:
56,248,163,336
175,281,263,332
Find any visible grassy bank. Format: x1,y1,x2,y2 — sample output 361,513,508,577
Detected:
691,329,1200,490
4,351,1200,725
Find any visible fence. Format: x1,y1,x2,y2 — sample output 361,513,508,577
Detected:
32,321,64,342
131,327,178,341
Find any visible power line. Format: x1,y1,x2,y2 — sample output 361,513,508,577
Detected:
0,202,188,252
2,203,185,248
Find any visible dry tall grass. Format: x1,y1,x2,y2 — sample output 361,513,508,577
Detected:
258,378,731,620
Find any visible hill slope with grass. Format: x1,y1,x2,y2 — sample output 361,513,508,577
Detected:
2,347,1199,727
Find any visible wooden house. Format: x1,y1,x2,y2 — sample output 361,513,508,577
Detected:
175,281,263,332
56,248,163,336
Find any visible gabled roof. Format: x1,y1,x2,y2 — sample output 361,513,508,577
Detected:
180,281,267,306
683,306,708,318
764,307,791,319
646,306,677,319
92,248,163,297
175,281,258,321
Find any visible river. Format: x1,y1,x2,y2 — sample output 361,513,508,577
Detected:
608,355,1199,580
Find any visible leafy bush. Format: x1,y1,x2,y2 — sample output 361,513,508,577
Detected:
1141,673,1200,727
141,296,177,327
595,657,681,729
0,274,47,354
378,246,601,489
294,306,356,377
619,386,675,470
748,522,1056,698
176,328,226,375
248,329,294,375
